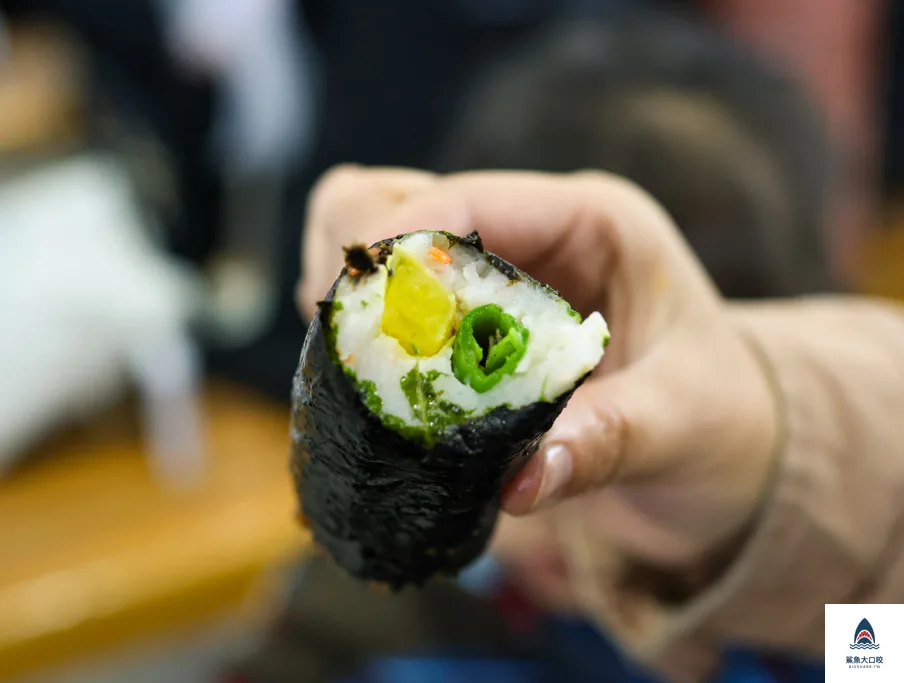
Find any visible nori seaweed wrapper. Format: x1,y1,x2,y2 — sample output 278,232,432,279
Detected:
290,232,588,589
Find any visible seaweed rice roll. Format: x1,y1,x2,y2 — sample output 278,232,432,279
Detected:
291,230,609,588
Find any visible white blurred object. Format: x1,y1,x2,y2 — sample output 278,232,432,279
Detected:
161,0,316,178
0,155,205,483
202,253,278,348
160,0,316,346
130,333,206,489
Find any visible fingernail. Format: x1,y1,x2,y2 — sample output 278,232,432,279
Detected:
501,454,544,515
533,444,573,510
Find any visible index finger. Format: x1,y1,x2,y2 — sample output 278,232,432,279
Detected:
299,166,437,318
358,170,622,314
303,167,680,319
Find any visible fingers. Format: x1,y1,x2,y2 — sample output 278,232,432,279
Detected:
491,512,582,613
300,166,706,319
502,351,691,515
299,166,681,319
300,165,723,514
349,170,666,314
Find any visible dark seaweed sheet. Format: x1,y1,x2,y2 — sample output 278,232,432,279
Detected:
290,232,585,589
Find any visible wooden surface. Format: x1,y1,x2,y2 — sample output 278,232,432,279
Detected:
854,203,904,301
0,383,309,681
0,23,85,155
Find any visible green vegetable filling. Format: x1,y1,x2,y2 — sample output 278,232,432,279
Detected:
451,304,529,393
399,369,468,446
352,374,466,447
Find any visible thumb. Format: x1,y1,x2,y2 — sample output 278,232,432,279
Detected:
502,354,686,515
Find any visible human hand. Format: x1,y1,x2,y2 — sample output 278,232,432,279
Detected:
297,165,779,596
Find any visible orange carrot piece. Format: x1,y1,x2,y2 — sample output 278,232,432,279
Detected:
428,246,452,264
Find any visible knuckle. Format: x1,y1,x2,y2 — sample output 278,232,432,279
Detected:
308,164,363,217
570,168,612,184
586,399,630,488
570,168,658,211
318,163,363,191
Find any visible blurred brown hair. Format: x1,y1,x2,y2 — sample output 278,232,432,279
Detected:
436,14,838,299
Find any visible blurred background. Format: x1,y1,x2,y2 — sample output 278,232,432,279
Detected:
0,1,901,682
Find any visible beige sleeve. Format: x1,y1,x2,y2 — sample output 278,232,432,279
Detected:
564,296,904,681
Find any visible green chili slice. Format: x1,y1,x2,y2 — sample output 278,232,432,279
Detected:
451,304,529,393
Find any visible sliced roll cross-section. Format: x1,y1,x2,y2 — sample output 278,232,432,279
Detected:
291,230,609,588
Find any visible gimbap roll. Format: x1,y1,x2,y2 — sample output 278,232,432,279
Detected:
291,230,609,589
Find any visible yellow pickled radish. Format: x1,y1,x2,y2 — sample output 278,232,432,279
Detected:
381,249,456,356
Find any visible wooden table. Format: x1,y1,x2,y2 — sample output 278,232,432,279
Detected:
0,383,309,681
0,22,84,156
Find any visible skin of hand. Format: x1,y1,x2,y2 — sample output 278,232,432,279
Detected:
297,165,781,610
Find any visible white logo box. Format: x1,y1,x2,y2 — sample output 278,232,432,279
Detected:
825,604,904,683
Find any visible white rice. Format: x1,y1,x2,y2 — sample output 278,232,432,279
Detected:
332,232,608,427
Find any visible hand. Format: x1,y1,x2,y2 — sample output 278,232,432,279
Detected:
298,165,780,607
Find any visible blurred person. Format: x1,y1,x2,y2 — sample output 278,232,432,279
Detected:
701,0,886,280
296,164,904,683
291,0,886,286
435,16,837,299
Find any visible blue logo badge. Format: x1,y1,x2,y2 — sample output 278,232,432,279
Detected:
850,618,880,650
